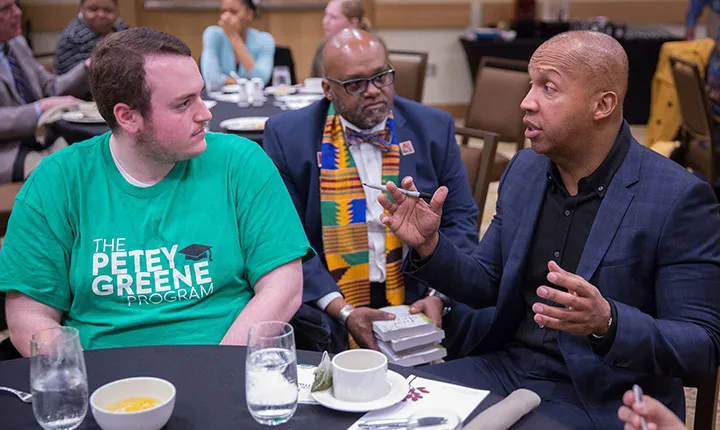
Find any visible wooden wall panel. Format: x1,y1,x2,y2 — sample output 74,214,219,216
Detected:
135,1,323,81
374,3,471,29
373,0,699,29
22,3,78,33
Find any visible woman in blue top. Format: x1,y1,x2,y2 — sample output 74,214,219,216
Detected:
200,0,275,86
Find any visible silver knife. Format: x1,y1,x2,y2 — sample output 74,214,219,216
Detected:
358,416,448,429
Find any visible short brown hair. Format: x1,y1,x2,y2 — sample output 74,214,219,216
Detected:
89,27,192,130
339,0,371,31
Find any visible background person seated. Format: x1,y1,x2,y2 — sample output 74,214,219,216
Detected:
54,0,128,76
264,29,485,352
0,0,88,184
310,0,370,78
200,0,274,87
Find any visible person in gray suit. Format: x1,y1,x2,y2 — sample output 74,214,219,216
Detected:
0,0,90,183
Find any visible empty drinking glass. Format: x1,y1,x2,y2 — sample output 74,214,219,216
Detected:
236,78,250,107
272,66,292,89
246,321,298,426
30,327,88,430
250,77,266,106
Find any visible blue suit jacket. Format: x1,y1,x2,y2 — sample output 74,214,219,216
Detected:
264,96,488,352
407,122,720,428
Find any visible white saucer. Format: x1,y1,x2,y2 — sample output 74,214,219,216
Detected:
221,84,241,93
311,370,409,413
265,85,297,96
219,116,268,131
61,111,105,124
203,100,217,109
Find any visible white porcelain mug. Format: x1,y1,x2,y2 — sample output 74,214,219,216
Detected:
332,349,388,402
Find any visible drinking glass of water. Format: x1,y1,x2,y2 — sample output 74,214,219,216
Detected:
30,327,88,430
272,66,292,88
246,321,298,426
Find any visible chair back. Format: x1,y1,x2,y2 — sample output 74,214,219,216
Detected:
670,55,718,186
0,182,23,237
388,50,428,102
466,57,530,152
273,46,298,85
683,371,720,430
456,128,507,227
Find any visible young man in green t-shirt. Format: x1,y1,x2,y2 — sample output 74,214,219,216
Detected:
0,27,312,356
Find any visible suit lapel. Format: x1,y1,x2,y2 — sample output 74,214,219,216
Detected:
0,52,18,102
394,109,417,182
496,158,549,306
576,142,641,282
3,39,34,103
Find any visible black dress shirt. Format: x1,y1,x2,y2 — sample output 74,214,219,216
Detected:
510,129,631,367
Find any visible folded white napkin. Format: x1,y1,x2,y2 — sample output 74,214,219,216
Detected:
35,102,101,143
348,375,489,430
463,389,541,430
298,364,320,405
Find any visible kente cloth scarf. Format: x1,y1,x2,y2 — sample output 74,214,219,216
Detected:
320,103,405,310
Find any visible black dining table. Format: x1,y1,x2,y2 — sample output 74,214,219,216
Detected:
460,27,682,125
48,94,285,147
0,345,568,429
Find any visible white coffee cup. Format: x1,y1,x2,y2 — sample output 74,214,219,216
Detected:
332,349,388,402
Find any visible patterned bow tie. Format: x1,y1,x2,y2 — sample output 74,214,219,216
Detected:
345,127,392,152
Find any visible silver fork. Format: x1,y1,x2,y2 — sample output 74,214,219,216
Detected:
0,386,33,403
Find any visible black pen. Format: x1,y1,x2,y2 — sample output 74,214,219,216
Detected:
362,182,433,200
632,384,649,430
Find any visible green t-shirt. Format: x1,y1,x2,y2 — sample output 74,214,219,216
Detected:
0,132,312,350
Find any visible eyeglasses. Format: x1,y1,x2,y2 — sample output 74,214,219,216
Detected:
325,69,395,95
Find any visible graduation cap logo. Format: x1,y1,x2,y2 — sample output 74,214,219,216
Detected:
179,244,213,262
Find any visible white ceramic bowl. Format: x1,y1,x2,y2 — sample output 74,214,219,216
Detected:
90,377,176,430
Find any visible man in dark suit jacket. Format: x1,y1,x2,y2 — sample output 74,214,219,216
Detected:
379,31,720,428
264,29,485,352
0,0,88,183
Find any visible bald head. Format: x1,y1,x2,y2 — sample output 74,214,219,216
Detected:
322,28,386,78
531,31,628,102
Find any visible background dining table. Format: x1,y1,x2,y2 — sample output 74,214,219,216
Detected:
0,345,569,429
48,93,287,147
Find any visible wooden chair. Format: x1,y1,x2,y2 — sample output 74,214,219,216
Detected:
0,182,23,237
683,371,720,430
465,57,530,154
272,46,297,85
670,56,719,191
458,57,530,226
388,50,428,102
457,128,502,227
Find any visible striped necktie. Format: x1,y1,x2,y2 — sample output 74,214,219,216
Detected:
3,45,35,104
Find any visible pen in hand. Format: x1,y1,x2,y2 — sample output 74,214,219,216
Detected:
632,384,649,430
362,182,433,200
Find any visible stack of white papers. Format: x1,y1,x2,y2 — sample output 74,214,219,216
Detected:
348,375,490,429
373,305,447,367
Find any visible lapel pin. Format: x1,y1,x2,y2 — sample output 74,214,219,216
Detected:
399,140,415,156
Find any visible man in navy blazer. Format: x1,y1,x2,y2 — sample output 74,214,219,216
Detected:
379,31,720,428
264,29,485,352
